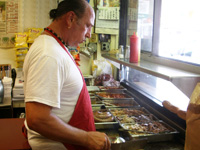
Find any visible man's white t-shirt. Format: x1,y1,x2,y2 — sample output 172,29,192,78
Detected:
23,35,83,150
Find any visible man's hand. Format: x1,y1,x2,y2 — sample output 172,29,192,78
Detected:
162,100,186,120
86,131,111,150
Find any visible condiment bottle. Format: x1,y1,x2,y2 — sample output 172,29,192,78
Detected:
118,45,124,59
130,32,140,63
125,45,130,60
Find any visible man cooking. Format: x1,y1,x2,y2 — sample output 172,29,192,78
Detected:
23,0,111,149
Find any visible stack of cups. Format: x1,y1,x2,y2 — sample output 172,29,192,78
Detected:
2,77,12,98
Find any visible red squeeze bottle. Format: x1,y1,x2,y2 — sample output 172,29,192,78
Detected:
130,32,139,63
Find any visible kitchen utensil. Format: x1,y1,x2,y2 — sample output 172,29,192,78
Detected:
113,137,125,144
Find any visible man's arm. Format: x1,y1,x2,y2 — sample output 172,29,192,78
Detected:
26,102,111,150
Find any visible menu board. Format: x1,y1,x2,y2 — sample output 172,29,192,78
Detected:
0,0,18,48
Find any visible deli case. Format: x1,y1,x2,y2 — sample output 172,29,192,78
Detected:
91,0,200,148
88,54,200,149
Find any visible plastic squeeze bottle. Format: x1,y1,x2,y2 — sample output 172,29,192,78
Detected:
130,32,140,63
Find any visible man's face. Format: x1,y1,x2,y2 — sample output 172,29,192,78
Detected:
68,7,95,47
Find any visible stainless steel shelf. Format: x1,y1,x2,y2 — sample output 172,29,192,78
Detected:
102,54,200,98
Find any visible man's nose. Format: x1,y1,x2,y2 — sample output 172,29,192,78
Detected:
85,32,91,38
85,28,92,38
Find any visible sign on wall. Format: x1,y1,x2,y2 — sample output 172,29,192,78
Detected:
0,0,18,48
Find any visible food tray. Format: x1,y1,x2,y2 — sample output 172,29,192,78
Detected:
109,107,151,117
121,121,178,142
115,114,159,124
98,86,127,93
96,92,133,100
95,122,119,130
120,121,172,134
93,109,119,130
102,99,139,108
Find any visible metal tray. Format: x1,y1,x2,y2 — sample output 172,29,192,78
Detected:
102,99,139,108
95,122,119,130
98,86,127,93
109,107,151,117
121,121,179,142
96,92,133,100
87,86,100,93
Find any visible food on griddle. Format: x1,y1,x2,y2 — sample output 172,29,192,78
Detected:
122,121,170,134
126,109,146,116
110,109,126,115
134,114,157,123
147,122,170,133
93,109,114,122
123,123,146,132
116,115,136,124
110,108,146,116
103,102,133,107
117,114,156,124
97,93,127,98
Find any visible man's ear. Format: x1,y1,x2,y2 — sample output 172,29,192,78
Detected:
65,11,76,28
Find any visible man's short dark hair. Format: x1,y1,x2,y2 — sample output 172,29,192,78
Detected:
49,0,88,20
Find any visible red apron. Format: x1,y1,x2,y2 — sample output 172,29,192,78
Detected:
45,28,96,150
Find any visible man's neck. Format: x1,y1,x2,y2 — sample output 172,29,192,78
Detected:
48,22,64,39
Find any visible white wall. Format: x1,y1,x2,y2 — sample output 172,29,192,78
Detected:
0,0,119,76
0,48,16,69
0,0,57,69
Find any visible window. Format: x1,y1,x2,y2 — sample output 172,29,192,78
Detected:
158,0,200,65
137,0,200,65
137,0,154,52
